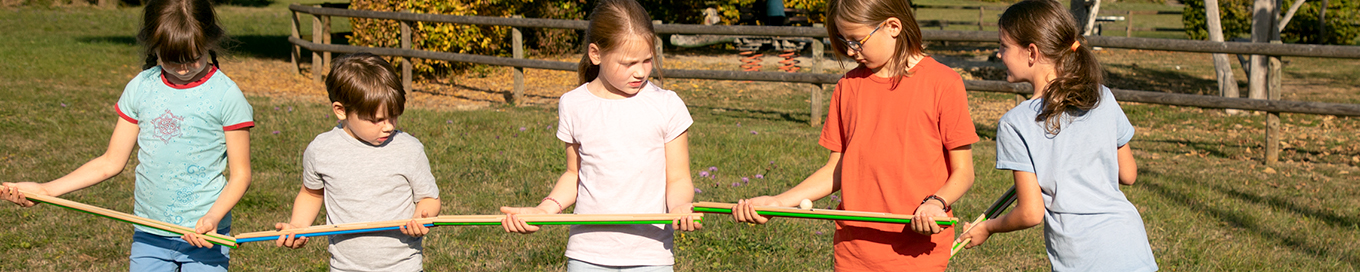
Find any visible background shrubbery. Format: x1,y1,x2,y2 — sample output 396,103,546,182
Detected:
348,0,589,76
348,0,837,76
1182,0,1359,45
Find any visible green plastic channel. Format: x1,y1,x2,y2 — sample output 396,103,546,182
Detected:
692,207,957,225
433,219,700,226
34,199,238,248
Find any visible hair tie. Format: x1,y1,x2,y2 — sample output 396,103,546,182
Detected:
1070,40,1081,52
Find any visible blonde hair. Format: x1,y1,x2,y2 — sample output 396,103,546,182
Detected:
577,0,660,85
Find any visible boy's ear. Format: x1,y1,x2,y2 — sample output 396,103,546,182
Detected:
588,43,602,65
331,102,348,120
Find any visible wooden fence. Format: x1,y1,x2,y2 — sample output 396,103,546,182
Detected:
287,4,1360,164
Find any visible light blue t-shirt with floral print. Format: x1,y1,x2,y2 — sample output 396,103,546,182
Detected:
115,66,254,237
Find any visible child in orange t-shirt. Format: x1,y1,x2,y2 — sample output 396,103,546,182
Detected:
731,0,978,270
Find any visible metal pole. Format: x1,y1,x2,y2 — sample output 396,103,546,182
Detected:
512,15,525,106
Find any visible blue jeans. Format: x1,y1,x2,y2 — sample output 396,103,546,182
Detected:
129,226,231,272
567,258,673,272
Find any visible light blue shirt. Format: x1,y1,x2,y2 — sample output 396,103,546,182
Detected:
995,86,1157,271
116,66,254,236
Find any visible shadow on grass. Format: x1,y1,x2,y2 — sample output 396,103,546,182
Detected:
76,34,352,61
1206,183,1360,229
1136,138,1253,159
687,105,807,123
1104,63,1225,95
1140,172,1360,267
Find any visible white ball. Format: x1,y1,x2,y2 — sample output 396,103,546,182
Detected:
799,199,813,210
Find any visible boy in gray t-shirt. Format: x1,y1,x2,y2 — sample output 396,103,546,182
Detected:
272,53,441,272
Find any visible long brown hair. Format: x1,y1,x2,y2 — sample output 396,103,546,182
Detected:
999,0,1103,135
326,53,406,120
577,0,660,85
825,0,924,85
138,0,226,70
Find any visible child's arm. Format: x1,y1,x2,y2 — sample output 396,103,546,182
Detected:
1117,144,1137,185
958,170,1045,249
401,197,440,237
663,132,701,231
275,186,324,249
911,145,976,235
183,129,251,248
1,118,139,206
500,142,582,234
732,151,843,224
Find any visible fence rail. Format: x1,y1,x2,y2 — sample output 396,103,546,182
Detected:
289,37,1360,117
289,4,1360,165
288,5,1360,59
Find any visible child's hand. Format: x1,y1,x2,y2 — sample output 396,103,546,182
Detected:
273,222,310,249
183,216,220,248
499,206,547,234
1,182,47,207
954,220,992,249
400,211,432,238
910,202,947,235
732,197,777,224
670,203,703,232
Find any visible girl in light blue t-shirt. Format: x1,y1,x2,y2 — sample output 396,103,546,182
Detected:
955,1,1157,271
1,0,252,271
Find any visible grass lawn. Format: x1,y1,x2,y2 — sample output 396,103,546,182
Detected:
1,2,1358,271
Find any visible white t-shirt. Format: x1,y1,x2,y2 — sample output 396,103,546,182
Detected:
555,82,693,266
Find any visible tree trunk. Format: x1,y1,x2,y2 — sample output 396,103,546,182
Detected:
1248,0,1277,100
1205,0,1241,114
1069,0,1103,36
1319,0,1329,43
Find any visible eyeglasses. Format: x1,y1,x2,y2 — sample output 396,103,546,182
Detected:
839,22,884,53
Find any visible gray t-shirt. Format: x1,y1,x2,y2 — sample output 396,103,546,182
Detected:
302,126,440,272
995,86,1157,271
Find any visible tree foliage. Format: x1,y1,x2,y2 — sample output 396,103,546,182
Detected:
1183,0,1359,45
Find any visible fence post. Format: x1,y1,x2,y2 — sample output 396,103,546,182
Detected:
400,18,412,93
1126,10,1133,37
512,15,525,106
312,12,323,84
977,7,984,31
653,20,665,88
323,15,332,71
810,25,824,127
290,10,301,75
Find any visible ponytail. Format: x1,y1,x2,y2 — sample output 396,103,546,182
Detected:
999,0,1104,135
1037,37,1102,135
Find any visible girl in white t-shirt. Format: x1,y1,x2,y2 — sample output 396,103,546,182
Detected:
498,0,701,271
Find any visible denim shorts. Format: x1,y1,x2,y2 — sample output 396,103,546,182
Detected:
129,226,231,272
567,258,673,272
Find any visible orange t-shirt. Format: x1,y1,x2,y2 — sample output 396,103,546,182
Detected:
818,57,978,271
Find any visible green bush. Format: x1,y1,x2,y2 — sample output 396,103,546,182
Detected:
1183,0,1359,45
349,0,588,76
